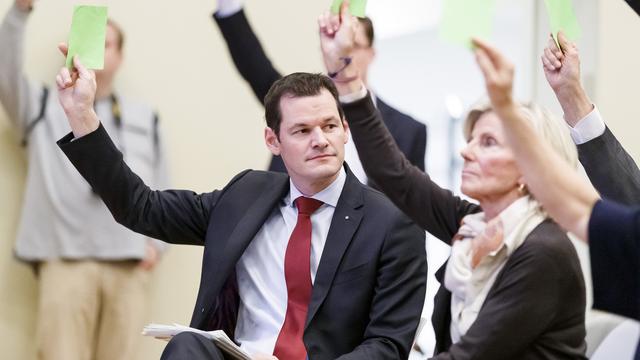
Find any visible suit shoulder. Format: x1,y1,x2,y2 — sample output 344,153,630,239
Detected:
361,184,413,221
377,98,426,131
224,169,287,190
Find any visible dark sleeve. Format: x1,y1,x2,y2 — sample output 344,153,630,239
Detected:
432,234,585,359
588,199,640,320
337,212,428,359
213,9,282,103
57,124,223,246
578,127,640,205
409,122,427,171
342,94,479,244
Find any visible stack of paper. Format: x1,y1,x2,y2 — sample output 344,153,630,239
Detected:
142,323,250,360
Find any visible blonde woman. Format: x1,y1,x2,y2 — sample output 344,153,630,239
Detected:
319,4,587,358
473,37,639,324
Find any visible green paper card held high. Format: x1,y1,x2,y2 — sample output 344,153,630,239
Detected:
439,0,497,48
544,0,581,43
331,0,368,18
65,5,108,70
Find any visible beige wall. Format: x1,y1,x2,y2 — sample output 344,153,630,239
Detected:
0,0,325,358
596,0,640,161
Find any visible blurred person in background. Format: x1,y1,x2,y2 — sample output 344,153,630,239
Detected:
213,0,427,184
0,1,169,359
321,4,587,358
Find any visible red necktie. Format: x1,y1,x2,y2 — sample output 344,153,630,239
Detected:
273,197,324,360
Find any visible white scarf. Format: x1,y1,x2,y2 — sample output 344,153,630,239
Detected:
444,195,546,343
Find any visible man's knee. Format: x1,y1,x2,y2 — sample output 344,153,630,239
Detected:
161,332,224,360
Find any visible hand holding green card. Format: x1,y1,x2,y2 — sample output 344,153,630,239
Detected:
330,0,368,18
65,5,108,70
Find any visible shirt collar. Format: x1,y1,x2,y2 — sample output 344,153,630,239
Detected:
285,167,347,209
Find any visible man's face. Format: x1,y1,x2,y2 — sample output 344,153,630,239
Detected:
352,25,375,84
265,89,349,194
95,24,123,85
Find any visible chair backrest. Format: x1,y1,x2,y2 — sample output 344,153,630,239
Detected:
589,316,640,359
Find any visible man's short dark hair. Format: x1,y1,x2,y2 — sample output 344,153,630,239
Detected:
358,17,375,47
264,72,345,137
107,19,125,51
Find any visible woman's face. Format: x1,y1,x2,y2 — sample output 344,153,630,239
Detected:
460,111,522,204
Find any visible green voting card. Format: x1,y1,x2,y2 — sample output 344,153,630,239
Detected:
544,0,581,45
331,0,368,18
439,0,497,48
65,5,108,70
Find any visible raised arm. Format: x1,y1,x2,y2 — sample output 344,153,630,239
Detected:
0,0,43,130
213,0,282,103
542,31,640,204
473,38,599,241
318,4,478,242
55,54,218,246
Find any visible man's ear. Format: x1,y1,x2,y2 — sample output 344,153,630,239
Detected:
342,119,350,144
265,127,281,156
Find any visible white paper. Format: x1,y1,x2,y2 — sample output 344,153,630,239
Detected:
142,323,251,360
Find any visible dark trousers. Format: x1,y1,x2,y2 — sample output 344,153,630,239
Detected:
161,332,227,360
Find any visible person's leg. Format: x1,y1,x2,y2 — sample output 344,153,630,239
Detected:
94,261,151,360
161,332,227,360
36,260,100,360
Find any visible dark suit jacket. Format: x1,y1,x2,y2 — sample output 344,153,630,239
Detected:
578,127,640,205
57,124,427,359
578,127,640,320
343,94,587,359
213,10,427,174
624,0,640,16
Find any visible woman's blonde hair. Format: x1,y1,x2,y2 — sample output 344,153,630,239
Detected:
462,99,579,169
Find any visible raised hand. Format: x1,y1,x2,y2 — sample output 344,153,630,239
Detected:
55,44,99,138
542,31,582,94
472,38,515,111
318,1,358,72
541,31,592,126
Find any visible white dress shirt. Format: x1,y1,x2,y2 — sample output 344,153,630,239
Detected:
567,105,605,145
234,168,347,356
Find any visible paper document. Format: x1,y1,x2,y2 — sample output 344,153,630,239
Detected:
142,323,251,360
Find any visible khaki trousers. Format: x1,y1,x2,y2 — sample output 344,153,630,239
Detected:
36,260,151,360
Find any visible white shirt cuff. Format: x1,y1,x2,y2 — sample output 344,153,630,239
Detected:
568,105,605,145
215,0,243,18
339,85,368,104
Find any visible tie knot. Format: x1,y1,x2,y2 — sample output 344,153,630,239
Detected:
294,197,324,215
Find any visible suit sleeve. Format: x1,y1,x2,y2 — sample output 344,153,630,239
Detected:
57,124,224,246
578,127,640,205
213,9,282,103
342,94,479,244
409,122,427,171
337,212,428,359
588,200,640,320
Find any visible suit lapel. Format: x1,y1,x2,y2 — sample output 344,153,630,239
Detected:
221,177,290,274
305,167,365,326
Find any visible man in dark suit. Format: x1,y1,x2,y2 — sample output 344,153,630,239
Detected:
54,50,427,359
213,0,427,180
542,31,640,320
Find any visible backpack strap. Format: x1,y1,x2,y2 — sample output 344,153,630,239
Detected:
21,86,49,147
152,111,161,165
